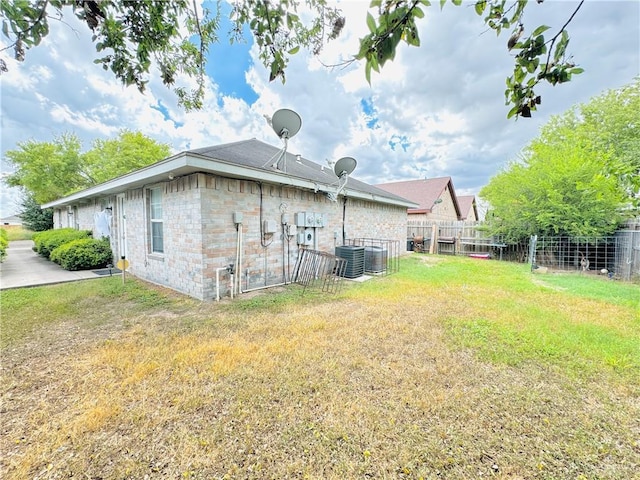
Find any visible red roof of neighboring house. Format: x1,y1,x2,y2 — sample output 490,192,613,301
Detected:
457,195,478,220
376,177,461,218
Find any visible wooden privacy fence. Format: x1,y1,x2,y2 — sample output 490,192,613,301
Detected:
407,221,508,259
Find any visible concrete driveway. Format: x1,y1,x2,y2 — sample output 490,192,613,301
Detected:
0,240,109,290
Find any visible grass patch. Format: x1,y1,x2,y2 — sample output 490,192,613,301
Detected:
535,272,640,309
420,256,640,380
3,226,34,241
1,255,639,479
0,277,176,347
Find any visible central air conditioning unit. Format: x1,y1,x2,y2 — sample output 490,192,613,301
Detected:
335,245,365,278
364,246,388,273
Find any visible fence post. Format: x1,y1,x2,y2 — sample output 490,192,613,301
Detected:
528,235,537,271
429,224,437,254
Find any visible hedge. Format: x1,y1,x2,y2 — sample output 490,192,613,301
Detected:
32,228,92,259
50,238,113,271
0,228,8,263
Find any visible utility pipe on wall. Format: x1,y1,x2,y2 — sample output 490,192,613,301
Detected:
215,267,228,302
238,223,243,295
234,225,240,297
242,281,287,294
234,219,243,297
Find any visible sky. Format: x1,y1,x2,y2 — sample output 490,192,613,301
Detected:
1,0,639,218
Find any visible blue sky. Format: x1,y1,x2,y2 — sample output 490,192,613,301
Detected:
1,1,639,218
203,1,259,106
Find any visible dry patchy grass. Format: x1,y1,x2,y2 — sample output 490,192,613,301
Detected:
1,256,638,479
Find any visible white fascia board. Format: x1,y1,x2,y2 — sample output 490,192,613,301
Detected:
346,191,419,208
186,155,416,207
185,155,417,207
42,153,190,208
42,152,416,209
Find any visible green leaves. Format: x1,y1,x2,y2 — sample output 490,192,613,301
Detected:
531,25,551,37
232,0,344,85
5,131,171,204
482,80,639,240
366,12,377,32
469,1,586,118
0,0,587,116
474,1,487,15
553,30,569,63
356,0,425,84
355,0,585,117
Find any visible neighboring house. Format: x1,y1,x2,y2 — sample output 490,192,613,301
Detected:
42,139,415,300
0,215,22,226
457,195,479,221
375,177,461,222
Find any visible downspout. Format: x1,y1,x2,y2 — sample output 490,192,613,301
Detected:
232,213,243,296
238,223,243,294
235,223,241,296
142,188,148,263
342,196,347,245
282,223,286,283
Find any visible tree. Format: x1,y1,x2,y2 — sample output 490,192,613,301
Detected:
1,0,584,117
19,192,53,231
480,80,638,242
536,79,640,206
82,131,172,184
4,133,86,204
4,130,171,204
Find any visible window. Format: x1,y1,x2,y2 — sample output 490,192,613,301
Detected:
149,187,164,253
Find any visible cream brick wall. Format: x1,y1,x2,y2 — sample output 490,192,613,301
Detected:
425,186,458,221
54,197,116,260
54,172,409,300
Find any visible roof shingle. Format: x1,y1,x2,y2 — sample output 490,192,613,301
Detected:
376,177,458,215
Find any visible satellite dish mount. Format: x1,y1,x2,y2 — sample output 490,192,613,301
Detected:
264,108,302,172
326,156,357,202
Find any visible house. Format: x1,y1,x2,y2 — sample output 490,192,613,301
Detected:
457,195,479,221
0,215,22,226
375,177,461,222
42,139,416,300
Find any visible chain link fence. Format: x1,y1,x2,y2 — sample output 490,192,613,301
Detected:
408,220,640,282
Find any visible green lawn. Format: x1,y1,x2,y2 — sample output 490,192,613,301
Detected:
1,255,638,479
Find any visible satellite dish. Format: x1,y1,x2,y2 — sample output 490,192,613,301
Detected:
334,157,357,178
271,108,302,139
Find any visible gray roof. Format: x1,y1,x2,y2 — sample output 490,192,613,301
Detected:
43,139,416,209
0,215,22,225
187,139,411,204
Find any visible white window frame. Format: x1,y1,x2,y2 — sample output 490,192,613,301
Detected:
149,187,164,254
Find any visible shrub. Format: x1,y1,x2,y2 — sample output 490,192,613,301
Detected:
33,228,92,259
50,238,113,271
0,228,8,262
